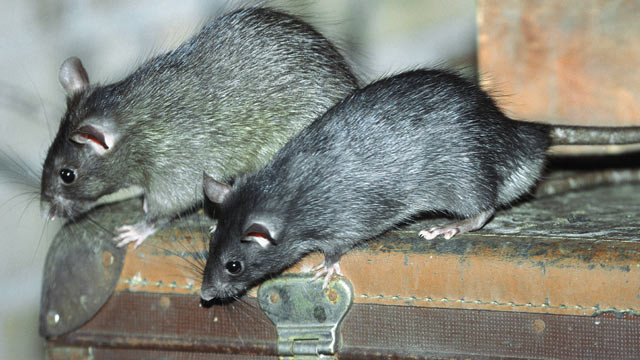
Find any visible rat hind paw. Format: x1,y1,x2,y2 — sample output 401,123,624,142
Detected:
419,210,494,240
114,222,158,248
419,226,459,240
311,261,343,289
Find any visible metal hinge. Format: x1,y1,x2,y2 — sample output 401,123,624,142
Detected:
258,274,353,359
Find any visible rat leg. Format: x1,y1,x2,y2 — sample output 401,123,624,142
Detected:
114,197,167,248
419,210,494,240
311,261,344,289
309,250,347,288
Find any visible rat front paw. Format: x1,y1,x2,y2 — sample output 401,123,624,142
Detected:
310,261,343,289
114,222,158,248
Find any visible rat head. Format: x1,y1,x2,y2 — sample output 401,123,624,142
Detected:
200,173,293,302
41,57,122,220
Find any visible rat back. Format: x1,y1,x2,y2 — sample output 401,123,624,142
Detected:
238,69,550,250
202,69,553,299
42,7,358,220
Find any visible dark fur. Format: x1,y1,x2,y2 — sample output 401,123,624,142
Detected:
41,7,357,224
201,69,552,300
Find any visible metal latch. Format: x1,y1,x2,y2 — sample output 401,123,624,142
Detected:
258,274,353,358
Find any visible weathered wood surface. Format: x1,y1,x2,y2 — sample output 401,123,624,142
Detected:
109,182,640,317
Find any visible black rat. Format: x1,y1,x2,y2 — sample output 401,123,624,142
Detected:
200,69,640,300
40,7,358,247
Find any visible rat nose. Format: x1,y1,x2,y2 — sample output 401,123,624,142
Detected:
40,200,52,219
40,200,59,221
200,286,215,301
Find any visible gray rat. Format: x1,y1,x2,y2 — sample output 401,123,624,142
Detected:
40,7,358,247
200,69,640,300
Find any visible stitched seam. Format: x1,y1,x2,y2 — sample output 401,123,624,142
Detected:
117,276,639,314
118,276,196,291
358,293,639,314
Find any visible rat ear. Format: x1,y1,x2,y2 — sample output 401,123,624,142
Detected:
70,119,117,155
203,172,231,204
59,57,90,95
242,222,278,248
71,125,108,149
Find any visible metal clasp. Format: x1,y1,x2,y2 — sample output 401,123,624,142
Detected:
258,274,353,358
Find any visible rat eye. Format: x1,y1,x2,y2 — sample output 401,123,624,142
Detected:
59,168,76,184
225,260,243,275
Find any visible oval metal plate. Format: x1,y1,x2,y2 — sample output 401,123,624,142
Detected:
38,199,143,337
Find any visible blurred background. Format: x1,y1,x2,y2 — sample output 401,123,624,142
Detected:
0,0,475,358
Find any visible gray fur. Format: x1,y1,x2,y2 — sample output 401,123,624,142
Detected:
200,69,552,300
40,7,358,229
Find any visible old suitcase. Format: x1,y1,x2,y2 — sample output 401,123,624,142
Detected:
41,0,640,358
40,174,640,359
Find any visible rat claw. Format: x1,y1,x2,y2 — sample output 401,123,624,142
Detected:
117,225,133,233
309,262,325,273
418,229,438,240
113,222,157,248
419,226,459,240
420,211,494,240
115,237,143,249
311,261,343,289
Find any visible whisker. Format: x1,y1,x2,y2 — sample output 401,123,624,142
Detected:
234,295,271,327
15,194,38,227
226,300,247,346
32,216,54,264
20,69,55,139
0,190,38,209
0,192,39,223
84,214,116,237
0,147,41,185
134,236,208,286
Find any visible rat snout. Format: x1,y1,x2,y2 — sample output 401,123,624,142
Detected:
200,275,242,302
200,279,227,301
41,192,96,220
200,273,222,301
200,286,216,301
41,195,70,220
40,199,54,220
40,195,65,221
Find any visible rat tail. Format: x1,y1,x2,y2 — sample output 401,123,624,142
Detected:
550,125,640,145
